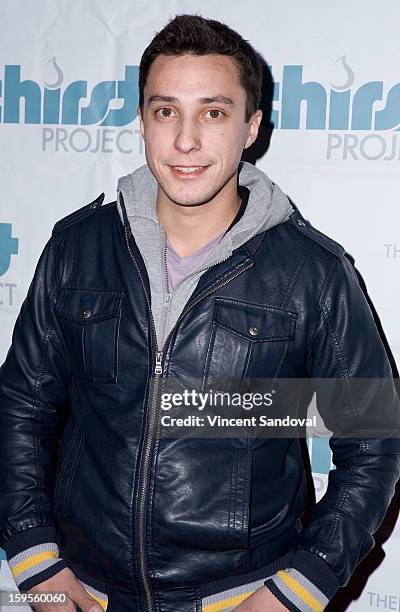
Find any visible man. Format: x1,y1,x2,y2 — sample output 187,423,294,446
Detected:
0,13,399,612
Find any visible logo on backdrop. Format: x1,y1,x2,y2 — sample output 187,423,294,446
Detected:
0,59,141,154
271,55,400,160
384,243,400,259
307,434,332,496
367,592,400,609
0,223,18,307
1,56,399,158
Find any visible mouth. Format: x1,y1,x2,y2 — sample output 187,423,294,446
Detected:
169,165,210,179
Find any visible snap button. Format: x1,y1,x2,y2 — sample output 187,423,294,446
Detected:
296,219,306,227
82,309,92,319
249,326,259,336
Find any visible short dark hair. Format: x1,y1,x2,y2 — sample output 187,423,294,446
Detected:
139,14,263,122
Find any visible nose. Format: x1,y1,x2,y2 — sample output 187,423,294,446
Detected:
173,117,201,154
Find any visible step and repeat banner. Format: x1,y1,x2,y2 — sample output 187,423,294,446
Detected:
0,1,399,610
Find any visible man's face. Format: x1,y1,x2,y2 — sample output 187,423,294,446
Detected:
138,53,262,207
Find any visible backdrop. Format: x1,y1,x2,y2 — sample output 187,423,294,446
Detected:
1,1,399,610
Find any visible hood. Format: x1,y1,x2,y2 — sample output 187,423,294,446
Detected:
116,161,294,267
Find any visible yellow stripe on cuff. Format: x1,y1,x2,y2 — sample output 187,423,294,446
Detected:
88,592,108,610
276,570,324,612
11,550,58,577
202,590,255,611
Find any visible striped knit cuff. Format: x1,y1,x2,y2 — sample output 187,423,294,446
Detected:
264,550,340,611
77,578,108,610
202,576,270,611
3,526,67,592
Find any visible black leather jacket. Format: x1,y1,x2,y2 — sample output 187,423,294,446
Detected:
0,194,399,612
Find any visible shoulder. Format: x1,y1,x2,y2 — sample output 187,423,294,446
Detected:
287,209,346,259
51,193,111,236
284,208,361,303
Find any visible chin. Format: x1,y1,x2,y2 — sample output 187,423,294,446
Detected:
168,194,208,207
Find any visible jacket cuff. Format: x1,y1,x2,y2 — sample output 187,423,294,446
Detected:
3,526,67,592
264,550,341,611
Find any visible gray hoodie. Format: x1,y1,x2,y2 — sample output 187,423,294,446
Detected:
117,161,293,352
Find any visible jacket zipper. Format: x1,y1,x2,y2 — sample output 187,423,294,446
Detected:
158,232,171,351
123,222,254,612
123,224,159,611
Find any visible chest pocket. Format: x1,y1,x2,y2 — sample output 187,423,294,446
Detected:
54,288,123,383
202,298,297,386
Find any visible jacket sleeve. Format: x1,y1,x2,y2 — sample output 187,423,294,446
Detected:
265,254,400,610
0,234,71,590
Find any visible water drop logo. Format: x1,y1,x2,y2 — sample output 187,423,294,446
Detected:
44,57,64,89
330,55,355,91
0,223,18,276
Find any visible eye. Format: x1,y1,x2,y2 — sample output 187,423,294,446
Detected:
205,109,225,120
155,107,176,120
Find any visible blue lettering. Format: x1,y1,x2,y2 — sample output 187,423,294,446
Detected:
375,83,400,130
0,224,19,276
101,66,139,126
4,65,41,124
329,90,350,130
311,437,331,474
281,65,327,129
351,82,383,130
82,81,116,124
62,81,87,124
43,88,60,124
271,81,279,129
2,64,399,132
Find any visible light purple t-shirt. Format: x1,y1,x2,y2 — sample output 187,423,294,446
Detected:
166,231,224,290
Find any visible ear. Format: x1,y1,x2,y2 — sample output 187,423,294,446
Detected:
137,105,144,139
244,109,263,149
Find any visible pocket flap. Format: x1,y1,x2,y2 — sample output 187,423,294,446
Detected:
213,298,296,342
55,288,123,324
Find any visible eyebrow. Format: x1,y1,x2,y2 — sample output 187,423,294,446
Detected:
147,94,235,106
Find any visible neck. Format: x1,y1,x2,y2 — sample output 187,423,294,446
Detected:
156,173,241,257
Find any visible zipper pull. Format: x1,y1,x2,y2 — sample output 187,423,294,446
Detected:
155,351,163,375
